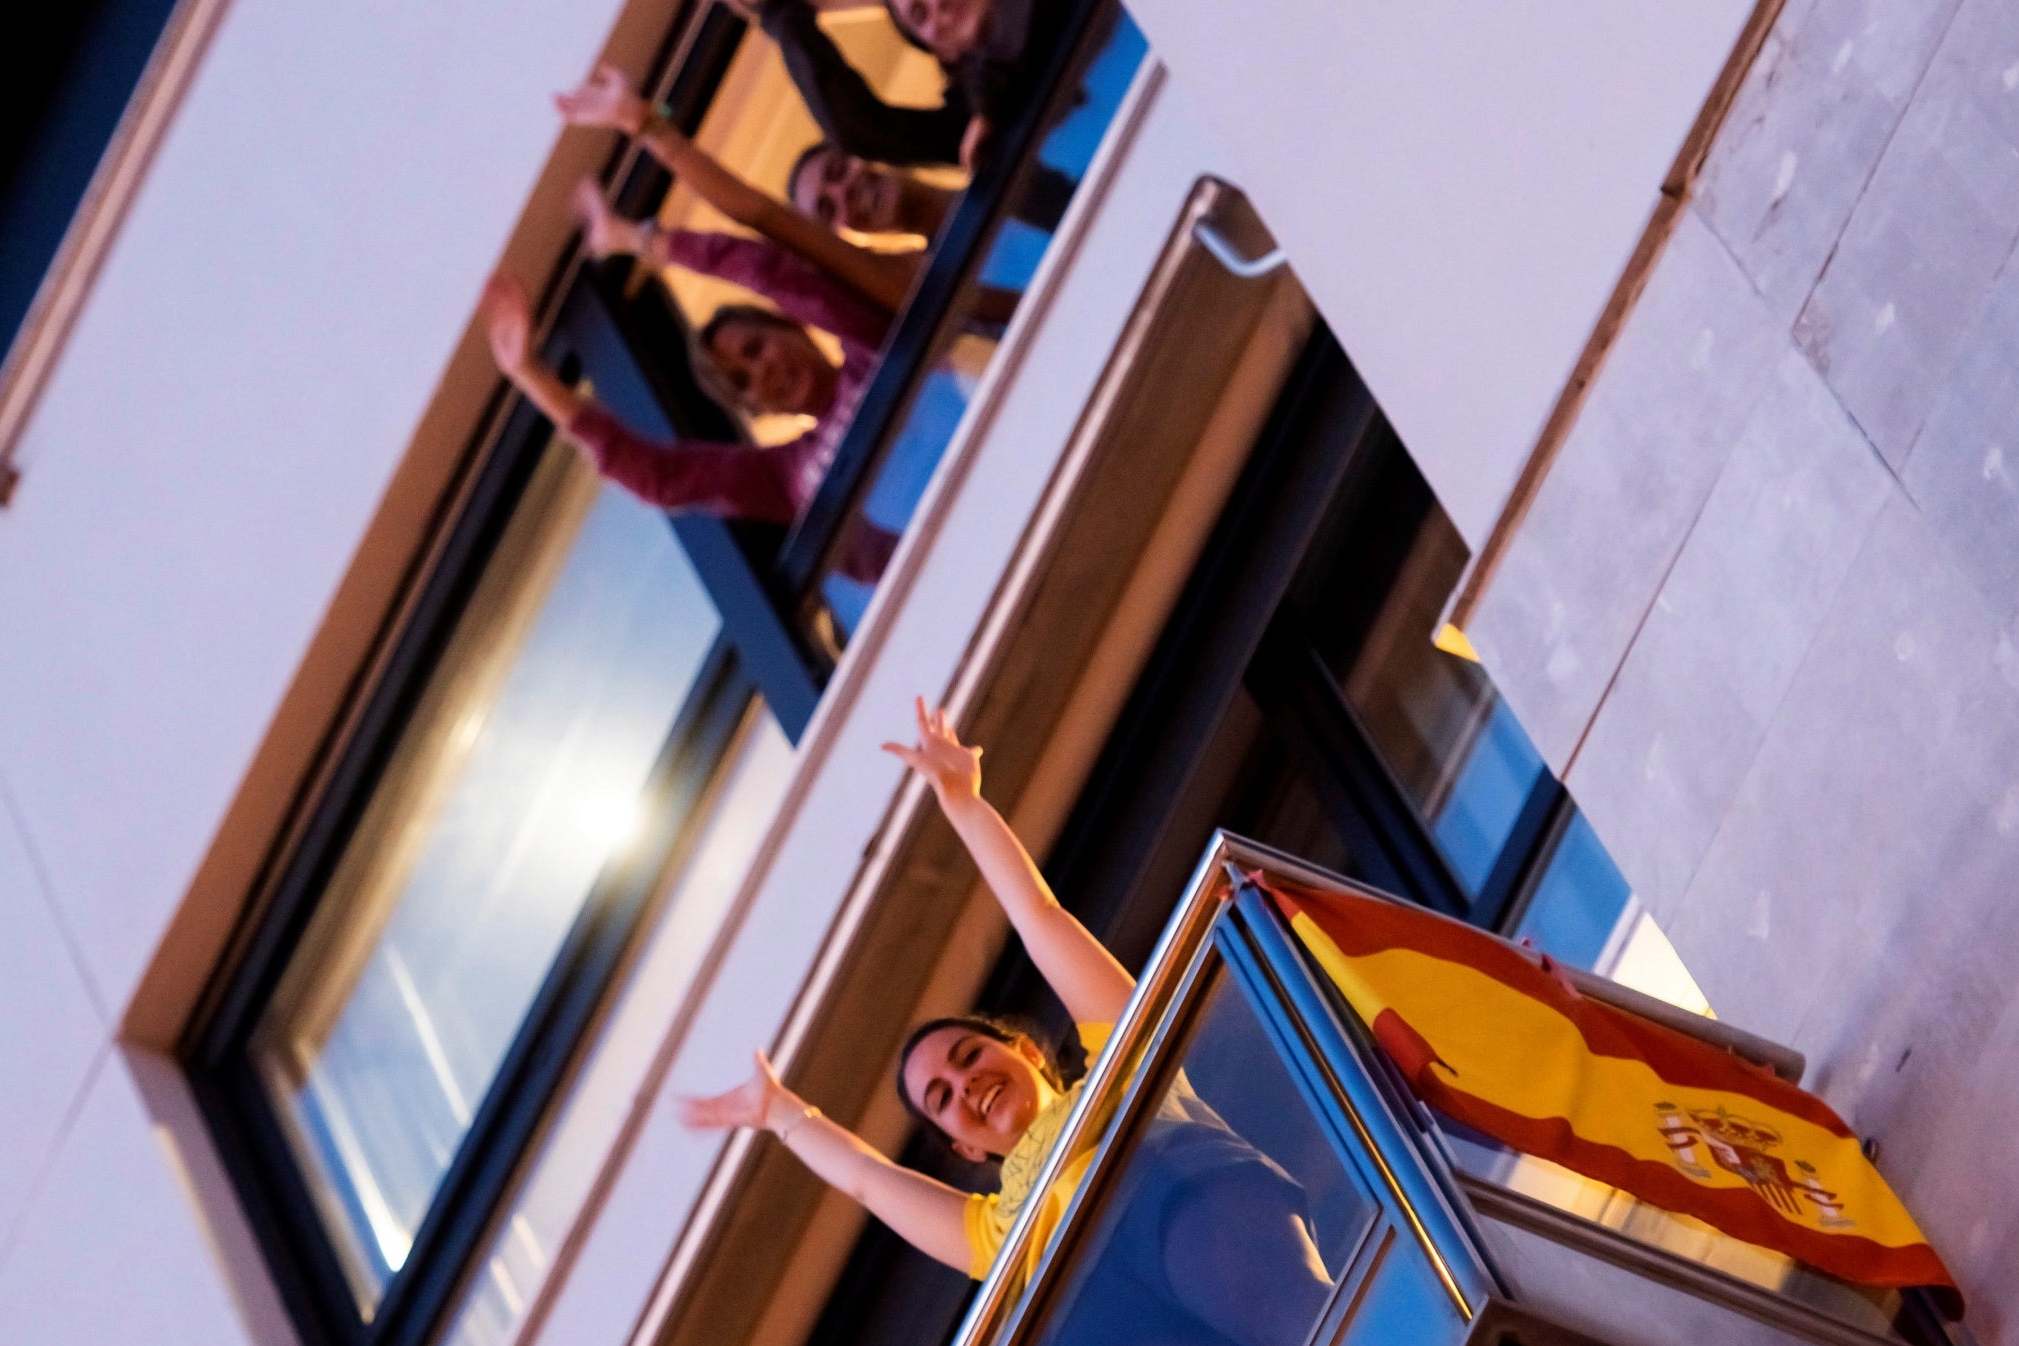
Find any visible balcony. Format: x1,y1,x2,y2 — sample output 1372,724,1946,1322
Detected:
952,833,1963,1346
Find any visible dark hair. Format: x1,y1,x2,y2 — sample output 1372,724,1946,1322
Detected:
787,140,833,212
697,302,805,355
894,1013,1063,1144
881,0,938,54
692,303,815,412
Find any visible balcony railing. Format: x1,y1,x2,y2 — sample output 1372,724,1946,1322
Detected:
951,833,1959,1346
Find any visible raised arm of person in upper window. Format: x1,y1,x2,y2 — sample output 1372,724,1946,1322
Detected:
882,699,1136,1027
753,0,969,167
555,66,916,314
481,273,801,523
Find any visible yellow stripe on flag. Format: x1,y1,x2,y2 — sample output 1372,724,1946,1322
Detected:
1291,912,1933,1250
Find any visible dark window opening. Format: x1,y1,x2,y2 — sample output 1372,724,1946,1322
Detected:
808,309,1699,1346
0,0,179,366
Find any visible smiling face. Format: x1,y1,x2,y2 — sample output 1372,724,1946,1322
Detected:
889,0,994,62
705,314,834,416
791,147,904,235
900,1024,1058,1161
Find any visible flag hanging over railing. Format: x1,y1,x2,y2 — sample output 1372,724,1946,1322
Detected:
1264,875,1960,1312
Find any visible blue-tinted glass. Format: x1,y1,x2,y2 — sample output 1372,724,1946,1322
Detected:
1335,1248,1467,1345
1029,970,1373,1346
1511,810,1633,971
249,444,722,1315
1347,638,1550,903
810,14,1146,642
1427,700,1548,893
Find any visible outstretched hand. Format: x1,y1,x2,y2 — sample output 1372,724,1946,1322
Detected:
959,116,993,172
481,273,533,376
678,1050,789,1132
570,178,633,260
555,64,649,137
882,696,982,804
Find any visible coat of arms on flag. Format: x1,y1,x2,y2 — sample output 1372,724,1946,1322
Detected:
1259,874,1960,1314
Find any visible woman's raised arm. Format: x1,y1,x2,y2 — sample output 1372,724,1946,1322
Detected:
556,65,915,313
883,699,1135,1026
680,1051,972,1270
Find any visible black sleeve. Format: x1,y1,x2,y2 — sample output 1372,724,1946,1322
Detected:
757,0,970,166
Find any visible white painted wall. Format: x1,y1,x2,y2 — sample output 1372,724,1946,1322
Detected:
1122,0,1753,545
0,1,1758,1340
0,0,634,1337
528,72,1221,1346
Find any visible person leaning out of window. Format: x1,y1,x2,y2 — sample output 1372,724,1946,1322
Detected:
680,701,1334,1346
727,0,1067,172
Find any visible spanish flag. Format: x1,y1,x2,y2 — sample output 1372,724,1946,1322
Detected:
1266,876,1959,1310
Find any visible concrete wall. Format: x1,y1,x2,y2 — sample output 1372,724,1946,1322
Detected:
0,0,642,1337
1121,0,1754,546
1467,0,2019,1333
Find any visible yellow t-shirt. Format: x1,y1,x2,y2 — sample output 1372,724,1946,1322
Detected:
960,1022,1112,1281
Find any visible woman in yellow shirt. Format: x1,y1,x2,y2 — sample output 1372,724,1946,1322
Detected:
681,700,1331,1346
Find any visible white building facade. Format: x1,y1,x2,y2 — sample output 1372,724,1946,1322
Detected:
4,0,2011,1343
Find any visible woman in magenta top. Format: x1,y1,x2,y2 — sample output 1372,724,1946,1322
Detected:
483,69,919,580
484,230,895,578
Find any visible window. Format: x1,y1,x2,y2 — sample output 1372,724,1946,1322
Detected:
438,705,797,1346
1034,965,1379,1346
188,4,1157,1340
242,433,717,1314
593,0,1146,730
798,15,1150,641
958,844,1957,1346
2,0,180,366
188,366,763,1344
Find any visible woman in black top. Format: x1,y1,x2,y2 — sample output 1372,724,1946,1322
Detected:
745,0,1064,170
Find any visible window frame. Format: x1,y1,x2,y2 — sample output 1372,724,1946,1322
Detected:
804,328,1644,1346
596,0,1127,721
183,5,1150,1338
178,14,783,1346
182,305,764,1346
771,0,1118,597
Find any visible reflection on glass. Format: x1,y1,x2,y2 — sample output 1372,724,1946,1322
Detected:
1513,811,1711,1016
810,14,1149,641
1337,512,1549,900
249,433,721,1315
1446,1130,1908,1337
438,711,799,1346
1033,968,1371,1346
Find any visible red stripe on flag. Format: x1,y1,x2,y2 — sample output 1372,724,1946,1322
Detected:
1414,1069,1962,1313
1270,880,1852,1137
1370,1007,1447,1081
1263,876,1959,1309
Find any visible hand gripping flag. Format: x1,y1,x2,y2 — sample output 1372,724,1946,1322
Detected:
1264,876,1959,1312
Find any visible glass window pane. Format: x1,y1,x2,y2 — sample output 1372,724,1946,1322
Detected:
1032,967,1373,1346
1350,631,1550,896
1334,508,1550,899
807,14,1149,644
247,432,722,1316
438,708,799,1346
1512,811,1713,1016
1445,1130,1912,1339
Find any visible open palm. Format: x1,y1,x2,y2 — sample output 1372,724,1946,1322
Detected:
882,696,982,802
554,64,647,135
481,274,532,374
678,1051,786,1132
570,178,629,259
